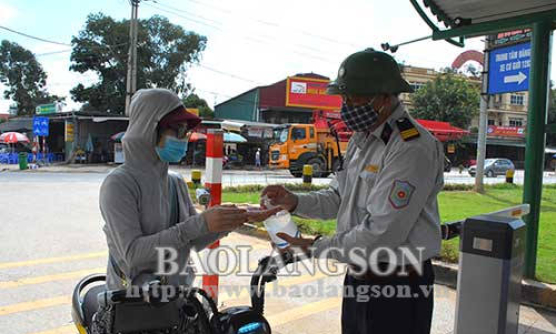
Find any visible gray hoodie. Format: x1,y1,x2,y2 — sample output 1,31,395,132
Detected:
100,89,221,290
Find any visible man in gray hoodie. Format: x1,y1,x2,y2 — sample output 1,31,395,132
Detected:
100,89,270,290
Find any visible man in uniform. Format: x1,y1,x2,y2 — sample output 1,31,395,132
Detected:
261,49,444,333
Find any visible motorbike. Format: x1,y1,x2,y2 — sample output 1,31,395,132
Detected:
71,252,300,334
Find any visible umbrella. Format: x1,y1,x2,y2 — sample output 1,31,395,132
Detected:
0,132,30,143
189,132,207,142
224,132,247,143
110,131,126,142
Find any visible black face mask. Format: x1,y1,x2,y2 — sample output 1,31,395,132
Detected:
340,98,383,132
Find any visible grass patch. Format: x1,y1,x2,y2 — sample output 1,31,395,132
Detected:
218,183,556,283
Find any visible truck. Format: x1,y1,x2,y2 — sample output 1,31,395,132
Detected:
269,111,470,177
269,110,351,177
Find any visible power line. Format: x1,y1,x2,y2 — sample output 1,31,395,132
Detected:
161,0,363,49
198,64,264,85
0,25,71,47
148,1,341,65
144,2,223,31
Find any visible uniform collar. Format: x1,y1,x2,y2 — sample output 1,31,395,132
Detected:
352,103,406,149
370,102,405,140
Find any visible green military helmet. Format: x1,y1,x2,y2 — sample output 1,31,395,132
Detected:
327,48,413,96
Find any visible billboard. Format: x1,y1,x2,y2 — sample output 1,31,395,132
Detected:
492,29,531,48
285,77,342,110
487,126,525,138
36,103,61,115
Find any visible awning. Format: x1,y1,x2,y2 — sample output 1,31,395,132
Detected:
417,1,556,27
416,119,469,142
0,119,33,133
411,0,556,41
221,120,244,132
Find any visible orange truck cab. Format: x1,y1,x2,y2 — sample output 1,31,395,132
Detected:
269,119,349,177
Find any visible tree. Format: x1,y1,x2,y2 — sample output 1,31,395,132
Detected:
410,72,480,129
183,93,214,119
70,13,207,114
0,40,61,115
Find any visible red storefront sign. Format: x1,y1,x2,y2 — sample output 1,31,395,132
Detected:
285,77,342,110
487,125,525,137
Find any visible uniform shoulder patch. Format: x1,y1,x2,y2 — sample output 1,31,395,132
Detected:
396,117,420,141
388,180,415,209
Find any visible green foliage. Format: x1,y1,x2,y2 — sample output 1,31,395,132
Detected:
0,40,61,115
183,93,214,119
410,72,480,129
70,13,207,114
547,85,556,147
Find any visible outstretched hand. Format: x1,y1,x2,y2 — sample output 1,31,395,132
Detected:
245,206,282,222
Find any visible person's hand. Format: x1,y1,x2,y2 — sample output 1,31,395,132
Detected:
276,233,315,254
202,205,247,233
260,185,298,212
245,206,282,222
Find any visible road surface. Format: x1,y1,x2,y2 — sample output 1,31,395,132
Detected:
0,171,555,334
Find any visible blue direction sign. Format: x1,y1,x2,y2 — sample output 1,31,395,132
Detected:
33,116,49,136
488,42,531,94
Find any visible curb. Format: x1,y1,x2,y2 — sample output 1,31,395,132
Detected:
235,223,556,311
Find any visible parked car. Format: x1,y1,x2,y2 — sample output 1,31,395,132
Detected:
468,158,515,177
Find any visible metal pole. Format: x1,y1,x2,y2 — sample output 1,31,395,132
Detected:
523,20,552,279
124,0,139,115
130,2,138,95
475,38,490,193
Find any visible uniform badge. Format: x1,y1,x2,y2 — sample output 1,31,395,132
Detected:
388,180,415,209
365,164,379,173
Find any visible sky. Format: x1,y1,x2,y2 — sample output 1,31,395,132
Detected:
0,0,554,114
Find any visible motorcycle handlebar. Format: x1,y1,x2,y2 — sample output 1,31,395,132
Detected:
250,251,304,314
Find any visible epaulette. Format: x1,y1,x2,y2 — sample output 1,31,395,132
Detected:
380,123,393,144
395,117,420,141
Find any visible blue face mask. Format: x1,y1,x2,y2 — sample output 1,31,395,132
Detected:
155,136,188,163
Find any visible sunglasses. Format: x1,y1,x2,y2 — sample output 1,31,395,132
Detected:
159,125,191,140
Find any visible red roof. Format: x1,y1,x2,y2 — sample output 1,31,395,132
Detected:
416,119,469,142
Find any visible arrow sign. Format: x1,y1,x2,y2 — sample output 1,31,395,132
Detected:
488,42,530,94
504,72,527,84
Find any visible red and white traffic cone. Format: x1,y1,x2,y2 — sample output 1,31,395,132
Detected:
202,129,223,303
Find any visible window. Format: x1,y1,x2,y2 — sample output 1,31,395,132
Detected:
510,94,524,105
509,118,523,127
488,119,495,126
292,127,306,140
409,81,426,92
309,127,315,139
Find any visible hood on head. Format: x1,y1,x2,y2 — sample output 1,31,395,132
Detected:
123,88,184,169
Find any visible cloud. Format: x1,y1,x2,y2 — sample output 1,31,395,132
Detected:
0,2,17,25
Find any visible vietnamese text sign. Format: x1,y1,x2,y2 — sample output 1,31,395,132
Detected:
33,116,49,136
286,77,342,110
35,103,60,115
487,125,525,137
492,29,531,47
488,42,531,94
65,122,74,142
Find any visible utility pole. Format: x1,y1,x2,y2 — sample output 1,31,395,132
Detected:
125,0,139,115
475,37,490,193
